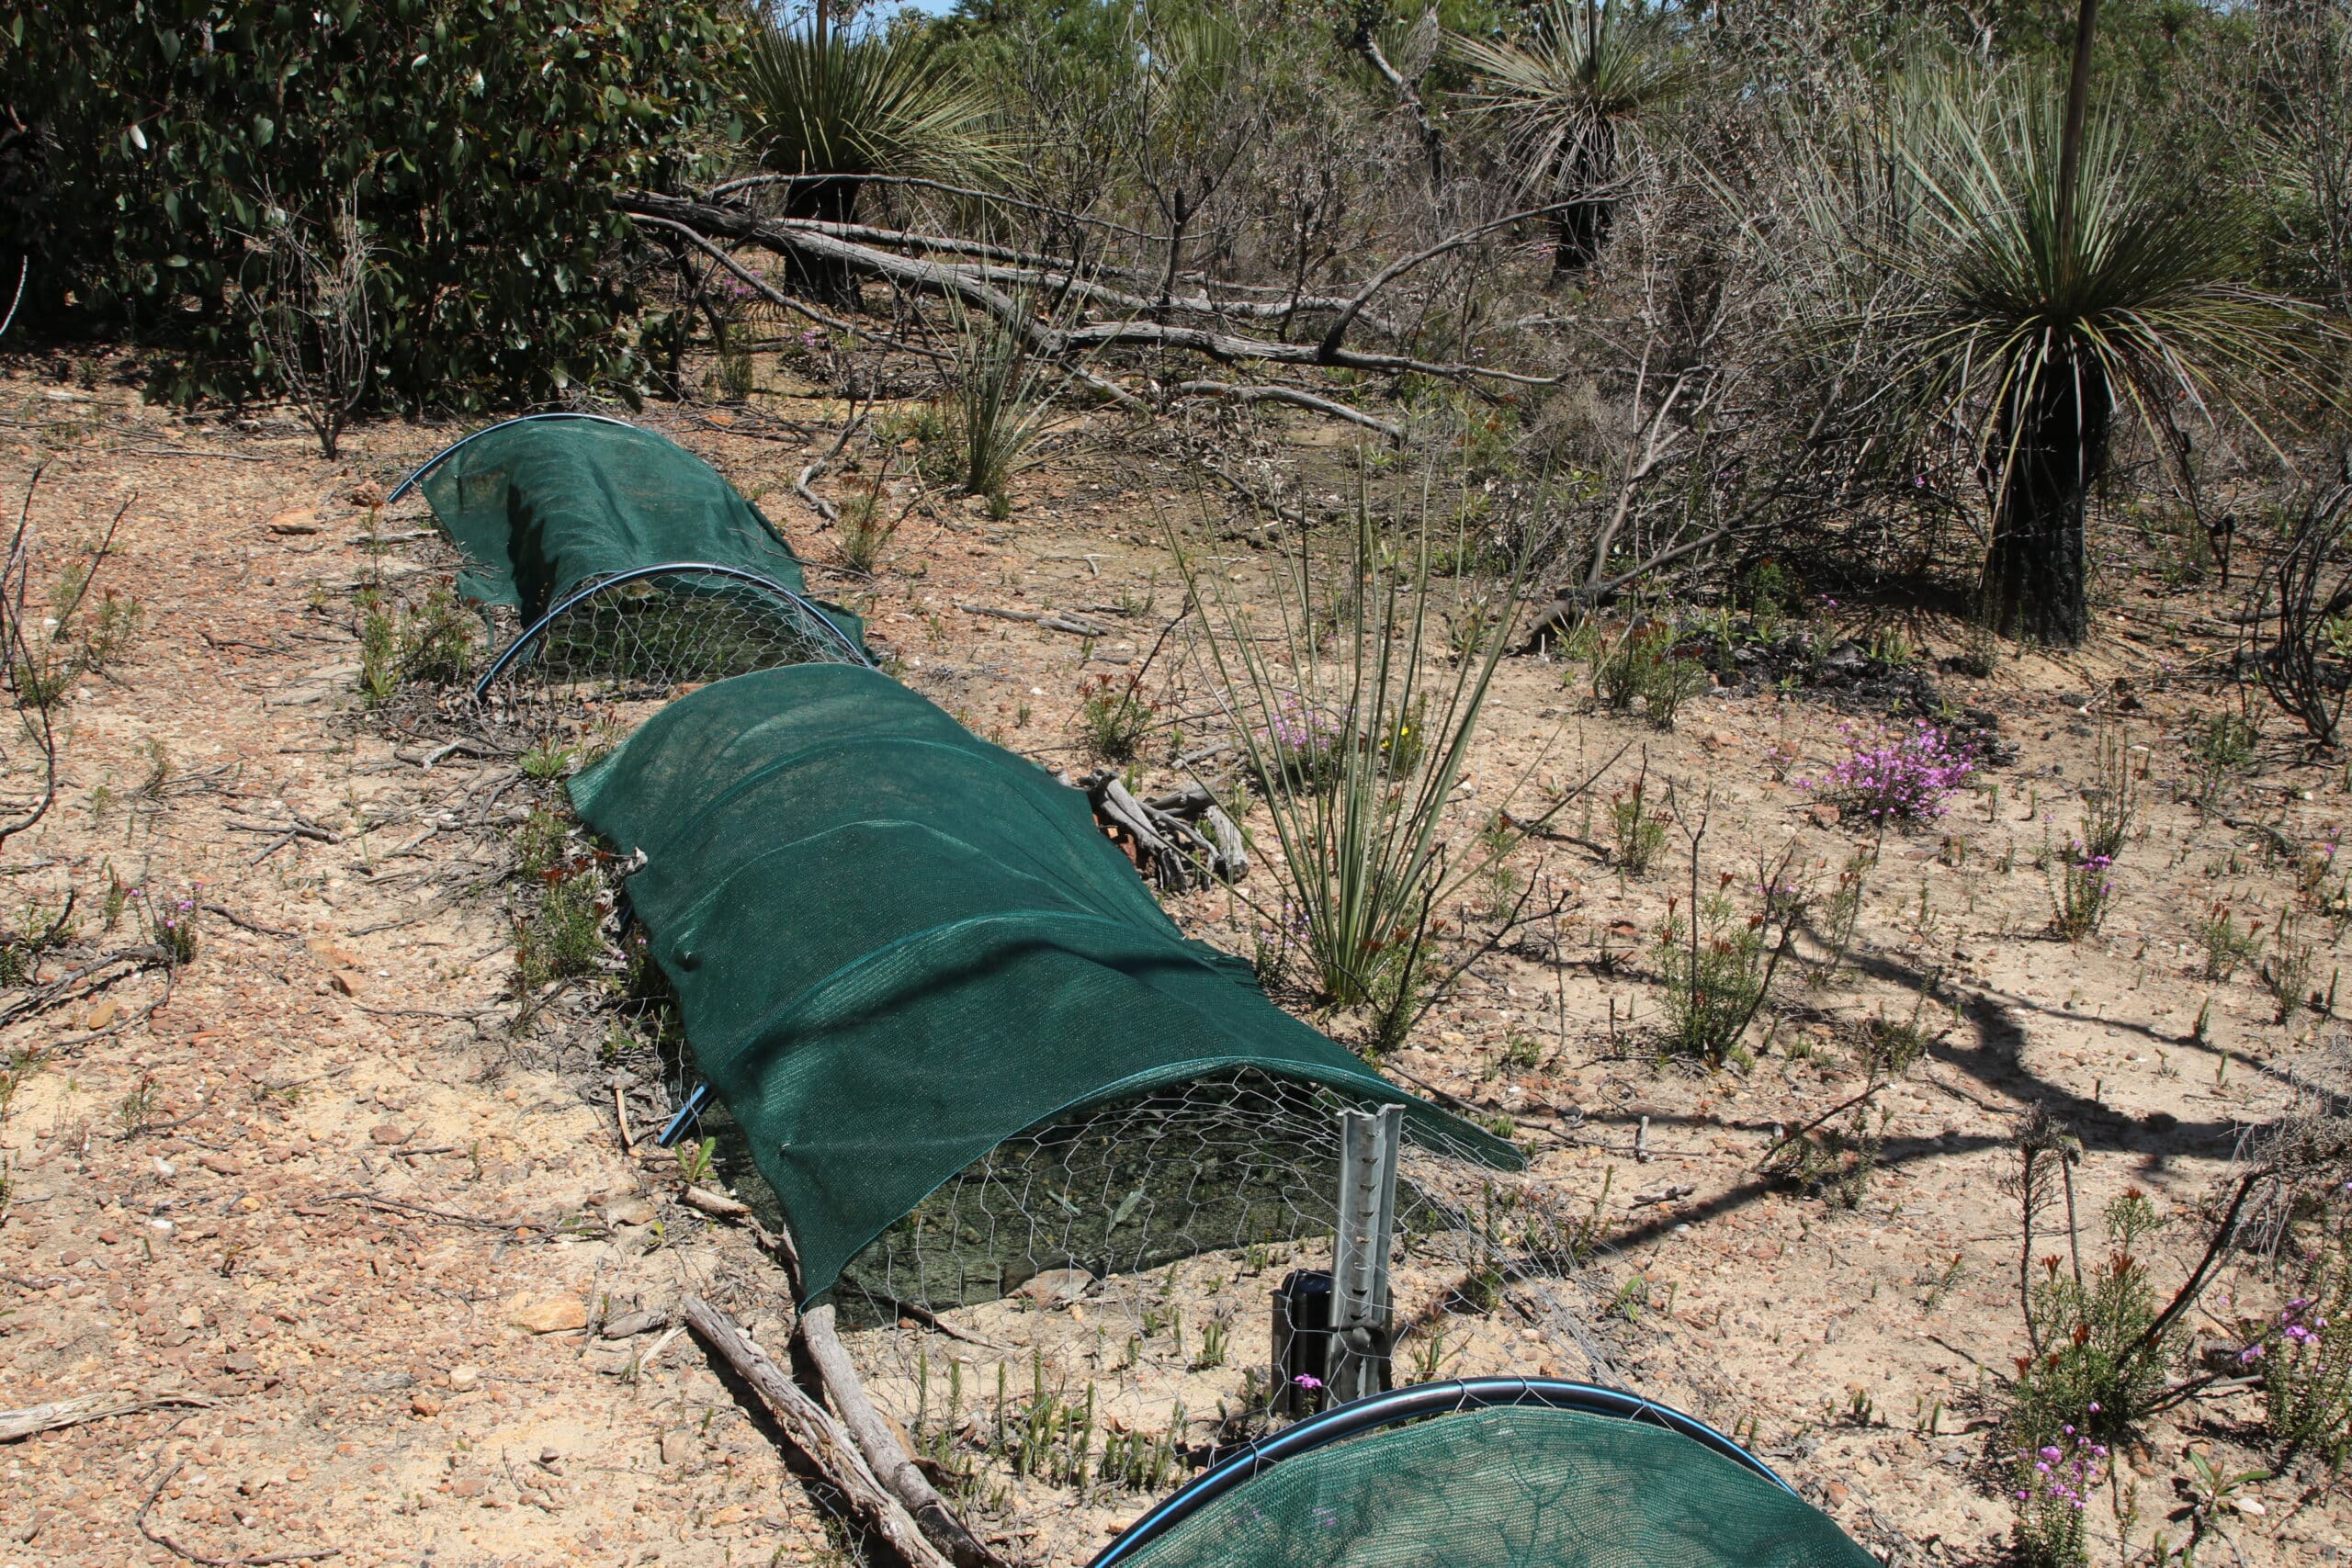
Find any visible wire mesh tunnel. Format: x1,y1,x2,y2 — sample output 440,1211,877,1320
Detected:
567,662,1521,1306
394,414,866,702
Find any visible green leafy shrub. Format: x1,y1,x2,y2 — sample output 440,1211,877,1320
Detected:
1077,672,1153,764
6,0,741,409
1592,622,1704,728
516,874,607,990
2008,1190,2178,1444
1608,780,1666,876
2192,902,2263,981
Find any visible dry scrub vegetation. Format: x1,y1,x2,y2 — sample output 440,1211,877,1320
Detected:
8,2,2352,1567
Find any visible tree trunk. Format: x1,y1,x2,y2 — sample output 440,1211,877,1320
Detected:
781,175,864,306
1982,347,2110,645
1552,123,1618,277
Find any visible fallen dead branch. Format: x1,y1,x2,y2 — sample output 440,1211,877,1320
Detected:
679,1295,952,1568
0,943,174,1028
798,1303,1006,1568
200,903,298,939
958,604,1113,637
313,1192,539,1235
139,1456,340,1566
797,402,867,525
679,1183,787,1253
1078,772,1244,891
617,190,1566,391
1171,381,1403,441
1,1389,220,1442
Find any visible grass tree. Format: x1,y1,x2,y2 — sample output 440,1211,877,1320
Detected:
741,17,1016,299
1451,0,1690,277
1791,3,2330,643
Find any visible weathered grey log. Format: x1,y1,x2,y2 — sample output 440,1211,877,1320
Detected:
616,190,1559,388
1199,805,1248,882
1,1390,219,1442
679,1296,950,1568
797,1304,1005,1568
1096,775,1214,892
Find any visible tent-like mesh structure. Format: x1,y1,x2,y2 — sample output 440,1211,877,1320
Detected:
1092,1380,1878,1568
392,413,865,697
568,662,1521,1305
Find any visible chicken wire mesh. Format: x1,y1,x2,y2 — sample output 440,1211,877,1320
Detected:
472,565,870,707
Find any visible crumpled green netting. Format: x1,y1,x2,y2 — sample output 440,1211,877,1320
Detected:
569,663,1521,1303
1107,1405,1877,1568
416,416,861,649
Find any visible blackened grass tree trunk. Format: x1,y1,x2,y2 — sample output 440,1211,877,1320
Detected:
1984,345,2110,643
1553,118,1620,277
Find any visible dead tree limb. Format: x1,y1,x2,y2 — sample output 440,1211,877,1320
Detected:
628,213,950,366
797,1304,1006,1568
1313,199,1570,361
1171,381,1404,442
737,221,1395,332
680,1296,952,1568
959,604,1114,637
1,1389,220,1442
704,172,1170,245
797,402,867,525
1348,8,1446,186
617,192,1561,389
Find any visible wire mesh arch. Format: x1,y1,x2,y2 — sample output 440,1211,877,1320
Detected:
472,561,870,704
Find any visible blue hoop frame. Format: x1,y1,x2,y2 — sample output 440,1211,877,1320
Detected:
1090,1376,1796,1568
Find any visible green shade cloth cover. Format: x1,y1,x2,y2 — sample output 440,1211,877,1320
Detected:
416,416,860,648
569,663,1520,1303
1110,1404,1877,1568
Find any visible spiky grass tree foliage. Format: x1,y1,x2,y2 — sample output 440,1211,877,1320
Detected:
741,20,1016,299
938,290,1062,513
1794,58,2329,644
1181,493,1522,1029
1450,0,1690,276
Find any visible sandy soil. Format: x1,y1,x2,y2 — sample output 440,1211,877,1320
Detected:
3,362,2346,1567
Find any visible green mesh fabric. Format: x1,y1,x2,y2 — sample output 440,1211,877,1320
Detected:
1110,1405,1876,1568
416,416,860,649
568,663,1521,1303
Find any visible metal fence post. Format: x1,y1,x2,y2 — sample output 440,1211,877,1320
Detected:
1328,1103,1402,1404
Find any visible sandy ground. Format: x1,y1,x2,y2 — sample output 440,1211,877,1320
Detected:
2,363,2346,1567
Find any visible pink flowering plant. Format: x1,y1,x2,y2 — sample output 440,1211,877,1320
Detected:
1258,693,1347,792
1796,721,1976,825
2256,1188,2352,1465
2008,1190,2177,1442
130,881,202,966
2013,1427,2109,1568
2045,837,2117,941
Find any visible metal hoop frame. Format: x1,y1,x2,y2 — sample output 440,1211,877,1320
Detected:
471,560,872,698
386,412,637,503
1089,1376,1795,1568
